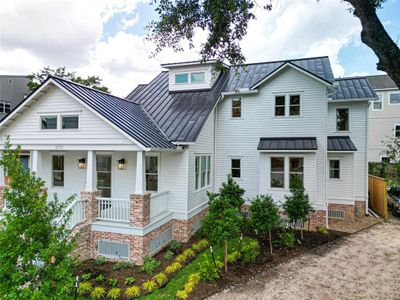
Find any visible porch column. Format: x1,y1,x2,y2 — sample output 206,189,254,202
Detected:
30,150,39,174
135,151,145,194
85,150,95,192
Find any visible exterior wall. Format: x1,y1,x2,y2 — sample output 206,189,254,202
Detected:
0,75,30,119
215,67,328,210
368,89,400,162
326,153,354,203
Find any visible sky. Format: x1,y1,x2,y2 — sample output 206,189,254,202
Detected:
0,0,399,97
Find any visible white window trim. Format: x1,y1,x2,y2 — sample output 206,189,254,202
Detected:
388,91,400,105
174,73,189,85
194,154,212,192
190,72,206,84
273,93,302,118
175,71,206,85
96,153,113,198
231,98,242,119
328,158,341,180
230,157,242,180
39,114,58,131
335,106,351,133
145,153,160,193
372,93,384,111
51,154,65,188
270,156,286,189
60,114,80,131
394,124,400,138
39,112,81,131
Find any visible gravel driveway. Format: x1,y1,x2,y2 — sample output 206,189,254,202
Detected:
209,218,400,300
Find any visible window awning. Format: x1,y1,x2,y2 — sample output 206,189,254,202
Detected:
257,137,318,151
328,136,357,151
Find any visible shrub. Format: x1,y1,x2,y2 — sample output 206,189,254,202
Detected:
153,272,168,286
183,280,196,293
196,239,209,251
108,278,119,287
113,260,134,270
125,285,141,298
182,248,196,260
282,176,315,239
175,253,187,263
90,287,106,299
124,276,135,285
165,262,183,274
140,256,161,275
198,258,223,283
107,288,122,300
169,240,183,254
81,273,91,281
77,282,93,296
250,194,280,254
95,274,105,283
317,226,329,235
176,289,189,300
163,250,175,260
241,239,260,263
188,272,201,285
227,250,241,264
142,280,158,293
277,231,296,249
95,256,106,266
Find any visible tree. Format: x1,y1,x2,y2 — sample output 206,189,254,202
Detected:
148,0,400,88
0,137,76,299
249,194,280,254
27,66,111,93
282,176,314,239
382,136,400,184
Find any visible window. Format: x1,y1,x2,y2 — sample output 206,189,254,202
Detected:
231,159,241,178
271,157,285,188
389,92,400,104
52,155,64,187
395,125,400,137
195,155,211,190
145,156,158,192
372,94,383,111
175,73,189,84
275,96,285,116
336,108,349,131
289,157,304,187
0,102,11,114
289,95,300,116
381,156,390,163
97,155,112,197
191,72,205,83
232,99,241,118
41,116,57,129
61,115,79,129
329,160,340,179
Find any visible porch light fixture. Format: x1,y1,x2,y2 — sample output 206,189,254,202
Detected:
118,158,126,170
78,158,86,169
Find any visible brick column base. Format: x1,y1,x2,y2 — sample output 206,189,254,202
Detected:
130,193,151,227
355,201,366,218
80,190,102,222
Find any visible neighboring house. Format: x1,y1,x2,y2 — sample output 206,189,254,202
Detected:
0,57,376,264
0,75,30,119
366,75,400,162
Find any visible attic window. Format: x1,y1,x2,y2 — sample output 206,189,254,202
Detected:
175,73,189,84
191,72,205,83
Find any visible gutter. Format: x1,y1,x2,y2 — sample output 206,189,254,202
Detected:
221,88,258,97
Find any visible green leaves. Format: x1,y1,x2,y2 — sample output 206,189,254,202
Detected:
249,194,280,234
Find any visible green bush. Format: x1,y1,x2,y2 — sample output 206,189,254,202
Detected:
124,276,135,285
108,278,119,287
125,286,141,298
241,239,260,263
192,239,209,252
140,256,161,275
81,273,91,281
317,226,329,235
163,250,175,260
227,250,241,264
90,286,106,299
169,240,183,254
276,231,296,249
95,274,105,283
113,260,134,270
95,256,107,266
107,288,122,300
198,257,223,283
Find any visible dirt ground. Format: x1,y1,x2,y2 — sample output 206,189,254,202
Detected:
208,217,400,300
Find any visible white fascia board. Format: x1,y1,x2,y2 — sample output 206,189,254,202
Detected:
221,89,259,97
328,98,376,103
258,150,317,153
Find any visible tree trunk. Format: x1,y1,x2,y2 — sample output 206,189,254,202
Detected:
301,226,304,240
269,230,273,255
224,240,228,273
344,0,400,88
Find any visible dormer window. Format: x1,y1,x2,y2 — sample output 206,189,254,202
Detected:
191,72,205,83
175,73,189,84
174,71,206,85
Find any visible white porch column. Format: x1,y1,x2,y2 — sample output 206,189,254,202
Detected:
30,150,39,174
85,150,95,191
0,151,4,186
135,151,145,194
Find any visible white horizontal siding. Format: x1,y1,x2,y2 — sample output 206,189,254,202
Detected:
326,153,354,202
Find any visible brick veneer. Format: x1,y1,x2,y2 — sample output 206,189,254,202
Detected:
305,210,327,229
355,201,366,218
80,190,102,222
130,193,151,227
328,203,355,221
172,208,208,242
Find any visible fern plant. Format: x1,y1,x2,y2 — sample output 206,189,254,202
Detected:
95,274,105,283
81,273,91,281
125,285,141,298
90,287,106,299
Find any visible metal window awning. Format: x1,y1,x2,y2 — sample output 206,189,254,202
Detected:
257,137,318,152
327,136,357,152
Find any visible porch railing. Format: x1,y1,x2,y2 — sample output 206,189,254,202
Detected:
57,197,86,229
97,197,130,222
150,191,169,220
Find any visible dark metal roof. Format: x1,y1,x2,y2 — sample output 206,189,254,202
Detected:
127,71,229,142
226,56,334,91
0,75,30,120
327,136,357,151
126,84,147,99
328,77,377,100
257,137,318,151
366,75,398,90
52,77,175,149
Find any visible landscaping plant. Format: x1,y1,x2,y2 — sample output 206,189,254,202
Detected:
163,250,175,260
198,257,223,283
140,256,161,275
81,273,91,281
124,276,135,285
317,226,329,235
276,231,296,249
241,239,260,263
108,278,119,287
90,286,106,299
165,262,183,274
125,285,141,298
77,282,93,296
107,288,122,300
95,256,106,266
250,194,280,254
0,138,76,299
153,272,168,286
169,239,183,254
95,274,105,283
282,176,315,239
142,280,157,293
113,260,134,270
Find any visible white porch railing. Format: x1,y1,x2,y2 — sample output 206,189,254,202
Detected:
97,197,130,222
150,191,169,220
57,197,86,229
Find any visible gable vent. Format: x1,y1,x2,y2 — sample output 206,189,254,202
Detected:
98,240,129,260
328,209,345,219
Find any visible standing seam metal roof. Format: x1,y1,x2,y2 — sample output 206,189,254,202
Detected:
327,136,357,151
366,75,398,90
257,137,318,151
328,77,377,100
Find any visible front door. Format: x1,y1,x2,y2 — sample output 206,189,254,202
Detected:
96,155,112,197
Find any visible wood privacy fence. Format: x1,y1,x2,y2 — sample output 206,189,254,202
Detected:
368,175,387,219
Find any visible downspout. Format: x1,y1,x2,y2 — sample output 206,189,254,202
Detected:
365,101,370,215
213,105,217,193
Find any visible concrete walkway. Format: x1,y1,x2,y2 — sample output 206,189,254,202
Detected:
209,218,400,300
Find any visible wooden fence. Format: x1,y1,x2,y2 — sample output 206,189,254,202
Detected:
368,175,387,219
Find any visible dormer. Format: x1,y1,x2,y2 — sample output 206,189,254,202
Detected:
161,59,227,92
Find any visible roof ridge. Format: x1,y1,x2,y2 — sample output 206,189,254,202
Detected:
232,56,329,67
335,76,368,80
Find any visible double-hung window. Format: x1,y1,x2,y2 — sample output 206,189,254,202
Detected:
289,157,304,187
372,94,383,111
231,158,241,178
271,157,285,188
232,99,242,118
329,160,340,179
52,155,64,187
289,95,300,116
145,156,158,192
336,108,349,131
275,96,286,116
195,155,211,190
274,94,300,117
395,124,400,138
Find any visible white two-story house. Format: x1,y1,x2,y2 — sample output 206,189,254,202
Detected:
0,57,376,263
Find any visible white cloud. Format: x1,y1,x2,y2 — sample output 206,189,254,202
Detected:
120,13,140,30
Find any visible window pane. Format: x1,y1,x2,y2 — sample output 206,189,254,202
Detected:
201,170,206,187
390,93,400,104
290,95,300,105
329,169,340,179
329,160,340,179
330,160,339,169
290,158,303,173
97,156,111,171
146,174,158,191
100,188,111,198
146,156,158,174
201,156,206,173
290,174,303,187
191,72,205,83
4,103,11,113
275,96,285,106
373,100,382,110
271,173,284,188
62,116,79,129
232,99,241,118
232,168,241,178
53,171,64,187
395,125,400,137
289,106,300,116
232,159,241,169
336,108,349,131
52,155,64,171
41,116,57,129
271,157,284,172
175,73,188,84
